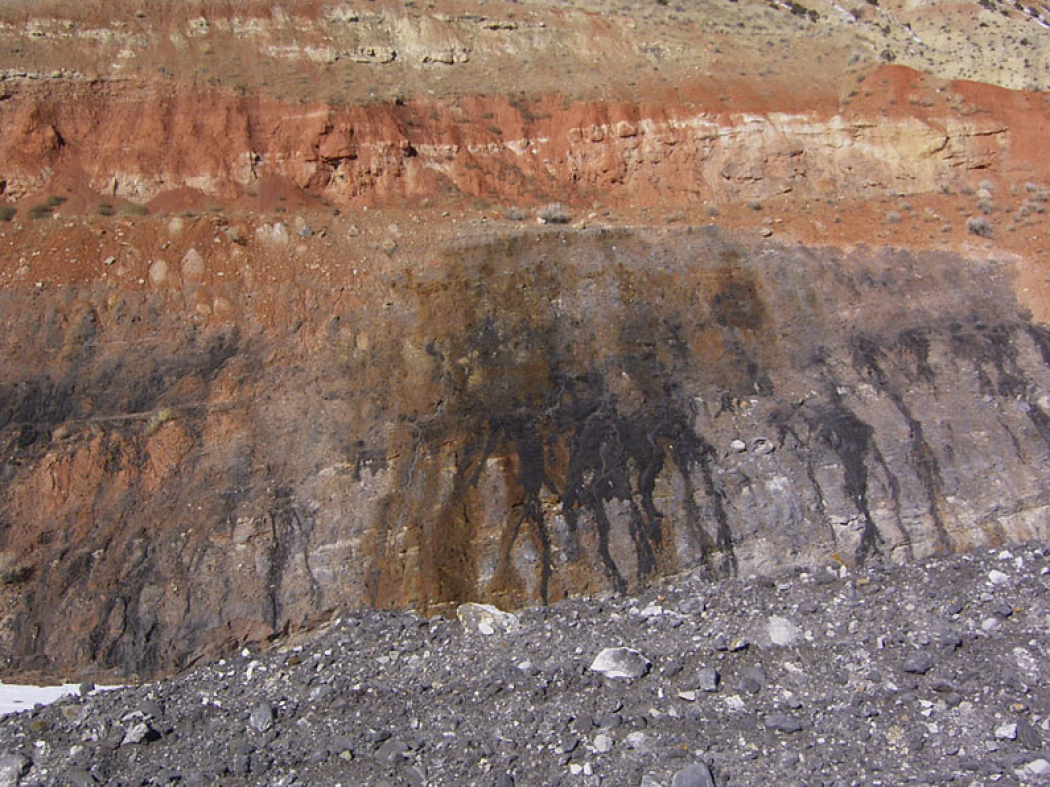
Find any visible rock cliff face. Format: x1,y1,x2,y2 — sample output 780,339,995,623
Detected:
0,70,1046,207
1,0,1050,682
2,226,1050,679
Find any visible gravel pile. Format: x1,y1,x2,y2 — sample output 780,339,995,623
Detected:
2,544,1050,786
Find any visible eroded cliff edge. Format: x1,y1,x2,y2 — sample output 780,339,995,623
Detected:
0,226,1048,679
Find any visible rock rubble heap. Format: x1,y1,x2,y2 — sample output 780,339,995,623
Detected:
1,543,1049,786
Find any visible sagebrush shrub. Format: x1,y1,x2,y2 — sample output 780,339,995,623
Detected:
537,203,571,224
967,215,993,238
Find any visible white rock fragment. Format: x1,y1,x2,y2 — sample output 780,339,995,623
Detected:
589,647,651,679
148,259,167,284
181,248,205,281
988,569,1010,585
0,753,29,786
724,694,745,711
996,722,1018,740
697,667,719,692
121,721,156,745
245,659,262,682
1014,647,1042,679
1028,759,1050,776
625,731,650,750
768,615,801,646
456,603,519,636
752,437,775,455
255,222,290,246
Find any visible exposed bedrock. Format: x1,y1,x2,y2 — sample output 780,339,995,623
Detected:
0,67,1042,207
0,227,1048,679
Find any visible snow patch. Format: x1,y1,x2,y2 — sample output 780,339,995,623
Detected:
0,682,80,716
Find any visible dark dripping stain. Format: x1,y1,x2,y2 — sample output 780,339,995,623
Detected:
0,322,241,436
800,386,888,564
712,267,767,333
952,322,1050,444
368,235,755,610
364,237,1050,611
9,230,1050,680
895,328,935,384
850,333,949,556
380,317,737,609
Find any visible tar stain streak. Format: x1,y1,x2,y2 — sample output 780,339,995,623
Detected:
376,237,761,608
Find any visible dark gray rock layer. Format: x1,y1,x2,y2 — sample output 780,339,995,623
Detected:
0,227,1049,678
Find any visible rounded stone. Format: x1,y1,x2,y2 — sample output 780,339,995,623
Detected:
181,248,205,282
148,259,168,284
768,615,801,646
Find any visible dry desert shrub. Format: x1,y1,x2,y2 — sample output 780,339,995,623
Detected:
537,202,571,224
967,215,994,237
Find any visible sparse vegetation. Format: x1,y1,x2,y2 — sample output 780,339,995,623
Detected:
786,1,819,21
97,202,115,216
27,204,54,220
537,202,571,224
0,552,32,586
144,407,175,437
967,215,994,237
0,205,15,222
121,202,149,217
1019,199,1046,217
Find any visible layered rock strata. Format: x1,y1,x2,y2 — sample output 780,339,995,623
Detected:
0,69,1044,207
1,227,1049,678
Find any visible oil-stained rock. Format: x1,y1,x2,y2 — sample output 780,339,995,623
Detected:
1,227,1049,679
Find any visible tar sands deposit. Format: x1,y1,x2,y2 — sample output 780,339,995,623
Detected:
4,0,1050,784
